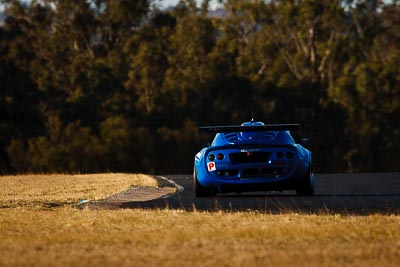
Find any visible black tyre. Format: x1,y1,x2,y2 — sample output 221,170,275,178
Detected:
194,168,216,197
296,165,315,196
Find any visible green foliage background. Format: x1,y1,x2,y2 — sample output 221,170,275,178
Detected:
1,0,399,174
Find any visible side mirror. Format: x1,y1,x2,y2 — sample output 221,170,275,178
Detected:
299,138,309,146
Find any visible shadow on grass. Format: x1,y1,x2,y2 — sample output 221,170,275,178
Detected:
79,173,400,215
1,201,73,209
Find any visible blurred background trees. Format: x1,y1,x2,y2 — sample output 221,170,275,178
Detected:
0,0,399,174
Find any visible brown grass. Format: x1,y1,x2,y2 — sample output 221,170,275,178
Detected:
0,174,399,267
0,209,399,267
0,173,157,208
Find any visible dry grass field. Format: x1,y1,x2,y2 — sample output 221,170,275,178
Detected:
0,173,157,208
0,174,399,267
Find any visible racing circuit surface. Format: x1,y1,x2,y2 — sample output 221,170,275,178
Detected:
84,173,400,214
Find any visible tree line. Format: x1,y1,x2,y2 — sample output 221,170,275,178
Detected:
0,0,399,174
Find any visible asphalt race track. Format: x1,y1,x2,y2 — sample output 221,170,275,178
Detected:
96,173,400,214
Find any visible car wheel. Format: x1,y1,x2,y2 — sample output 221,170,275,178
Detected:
296,164,315,196
194,168,216,197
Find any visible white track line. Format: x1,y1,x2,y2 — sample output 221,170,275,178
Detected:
157,176,184,198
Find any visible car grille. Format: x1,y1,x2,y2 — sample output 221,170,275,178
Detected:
216,169,239,177
216,167,283,178
229,152,270,164
242,167,283,178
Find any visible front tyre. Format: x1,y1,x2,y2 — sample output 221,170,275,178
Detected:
296,165,315,196
194,167,216,197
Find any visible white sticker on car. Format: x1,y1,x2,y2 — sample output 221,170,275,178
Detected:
207,162,216,171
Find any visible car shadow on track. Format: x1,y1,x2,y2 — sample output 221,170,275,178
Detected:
117,191,400,215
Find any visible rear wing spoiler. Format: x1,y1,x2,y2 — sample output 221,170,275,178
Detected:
199,124,300,133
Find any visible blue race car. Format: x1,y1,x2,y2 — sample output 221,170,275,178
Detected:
194,120,315,197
